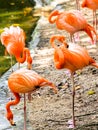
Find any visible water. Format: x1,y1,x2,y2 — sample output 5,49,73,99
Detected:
34,0,51,8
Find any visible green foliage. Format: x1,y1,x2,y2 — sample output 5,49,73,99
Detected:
0,0,39,76
0,56,16,76
0,0,36,10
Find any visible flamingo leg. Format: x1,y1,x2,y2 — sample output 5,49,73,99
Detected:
93,11,97,44
95,11,97,32
93,11,96,31
71,73,76,127
93,11,94,27
70,33,80,43
74,33,80,43
24,93,27,130
76,0,80,10
10,55,13,72
4,49,8,56
70,34,73,43
18,62,20,69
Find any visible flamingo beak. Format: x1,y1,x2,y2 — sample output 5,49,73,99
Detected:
10,119,16,126
27,63,32,70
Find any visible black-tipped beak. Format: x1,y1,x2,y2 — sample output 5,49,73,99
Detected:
10,119,16,126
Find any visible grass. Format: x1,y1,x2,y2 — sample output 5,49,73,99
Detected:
0,56,16,77
0,8,39,76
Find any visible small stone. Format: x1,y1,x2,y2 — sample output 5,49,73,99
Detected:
87,90,95,95
75,85,81,90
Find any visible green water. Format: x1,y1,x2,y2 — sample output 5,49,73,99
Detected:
0,1,39,76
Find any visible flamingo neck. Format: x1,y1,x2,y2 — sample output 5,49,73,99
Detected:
49,17,57,24
6,92,20,125
25,48,32,69
15,48,26,63
48,10,59,24
39,79,58,94
15,48,32,67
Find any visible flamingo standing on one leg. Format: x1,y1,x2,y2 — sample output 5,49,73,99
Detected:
50,35,98,128
0,25,32,70
48,10,97,43
81,0,98,31
76,0,80,10
6,68,58,130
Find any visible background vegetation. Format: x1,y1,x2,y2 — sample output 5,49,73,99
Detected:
0,0,39,76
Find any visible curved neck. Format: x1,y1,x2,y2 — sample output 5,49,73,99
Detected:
50,36,65,69
50,36,67,48
6,92,20,122
15,47,32,64
54,47,65,69
25,48,32,69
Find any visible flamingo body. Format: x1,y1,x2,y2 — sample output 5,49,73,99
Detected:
8,69,57,93
48,10,97,43
50,35,98,72
81,0,98,11
56,10,86,34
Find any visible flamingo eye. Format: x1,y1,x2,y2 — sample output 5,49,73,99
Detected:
66,44,69,48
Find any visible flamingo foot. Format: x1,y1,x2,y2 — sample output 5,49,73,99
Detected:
65,70,71,77
67,119,75,128
74,33,80,42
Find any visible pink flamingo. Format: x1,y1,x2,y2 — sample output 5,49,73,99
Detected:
6,68,58,130
48,10,97,43
0,25,32,70
50,35,98,127
81,0,98,31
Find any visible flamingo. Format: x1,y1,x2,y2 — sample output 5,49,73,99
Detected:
0,25,32,70
50,35,98,128
48,10,97,43
81,0,98,31
6,68,58,130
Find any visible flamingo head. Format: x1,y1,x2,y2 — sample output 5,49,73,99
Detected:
40,80,58,94
50,35,68,48
6,111,16,126
48,82,58,94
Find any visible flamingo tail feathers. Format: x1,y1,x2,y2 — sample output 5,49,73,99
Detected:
84,24,97,44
